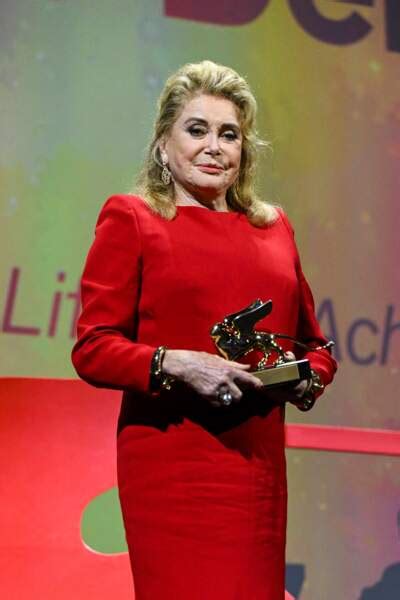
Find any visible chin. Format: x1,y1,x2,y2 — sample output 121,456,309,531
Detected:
193,183,224,197
194,176,226,191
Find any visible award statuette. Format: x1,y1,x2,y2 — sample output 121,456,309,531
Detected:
210,299,334,410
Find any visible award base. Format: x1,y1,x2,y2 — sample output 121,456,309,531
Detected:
252,358,311,388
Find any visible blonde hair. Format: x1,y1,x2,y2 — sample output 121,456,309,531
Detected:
135,60,277,226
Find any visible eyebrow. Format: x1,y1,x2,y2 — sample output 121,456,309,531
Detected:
183,117,241,131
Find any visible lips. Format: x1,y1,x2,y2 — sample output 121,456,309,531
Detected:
196,163,224,172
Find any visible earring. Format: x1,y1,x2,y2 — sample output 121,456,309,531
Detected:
161,157,171,186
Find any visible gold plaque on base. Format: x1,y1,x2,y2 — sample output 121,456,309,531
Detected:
253,358,311,388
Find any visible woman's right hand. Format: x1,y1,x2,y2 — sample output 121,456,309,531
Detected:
162,349,263,407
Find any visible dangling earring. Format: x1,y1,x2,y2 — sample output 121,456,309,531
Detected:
161,157,171,186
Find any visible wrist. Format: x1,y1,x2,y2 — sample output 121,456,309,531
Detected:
162,349,192,378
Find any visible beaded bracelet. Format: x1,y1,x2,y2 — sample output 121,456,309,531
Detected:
149,346,175,392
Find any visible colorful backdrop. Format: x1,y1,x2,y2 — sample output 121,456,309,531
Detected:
1,1,399,599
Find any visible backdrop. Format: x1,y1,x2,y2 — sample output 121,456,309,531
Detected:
1,1,399,599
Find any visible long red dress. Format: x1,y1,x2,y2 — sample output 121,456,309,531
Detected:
72,195,336,600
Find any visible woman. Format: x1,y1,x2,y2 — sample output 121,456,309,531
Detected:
72,60,337,599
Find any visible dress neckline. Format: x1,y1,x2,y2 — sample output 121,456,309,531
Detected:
175,203,282,230
176,205,241,216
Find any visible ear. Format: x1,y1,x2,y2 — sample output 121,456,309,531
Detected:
158,138,168,165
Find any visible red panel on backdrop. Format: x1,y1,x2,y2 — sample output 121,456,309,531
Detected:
0,378,132,600
286,423,400,456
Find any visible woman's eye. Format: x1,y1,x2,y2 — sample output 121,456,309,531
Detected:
222,130,239,141
188,126,207,137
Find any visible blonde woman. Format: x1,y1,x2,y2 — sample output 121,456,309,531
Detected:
72,61,336,599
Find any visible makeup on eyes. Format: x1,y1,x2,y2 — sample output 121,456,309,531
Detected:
184,118,241,140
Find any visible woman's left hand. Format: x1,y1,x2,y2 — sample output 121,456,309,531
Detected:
263,351,309,406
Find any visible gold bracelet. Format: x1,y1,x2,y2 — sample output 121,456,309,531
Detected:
296,369,324,412
149,346,175,392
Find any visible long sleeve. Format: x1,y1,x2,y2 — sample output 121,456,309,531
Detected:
71,195,156,392
295,259,337,387
279,209,337,389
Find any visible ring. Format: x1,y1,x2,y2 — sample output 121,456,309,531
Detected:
218,390,233,407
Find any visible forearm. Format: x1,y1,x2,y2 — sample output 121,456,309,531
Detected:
72,330,156,392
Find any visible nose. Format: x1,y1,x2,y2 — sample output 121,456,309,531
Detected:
206,131,221,155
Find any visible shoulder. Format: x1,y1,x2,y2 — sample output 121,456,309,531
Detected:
99,194,153,219
275,206,295,238
96,194,162,231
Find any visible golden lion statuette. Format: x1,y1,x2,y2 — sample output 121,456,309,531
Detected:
210,299,334,410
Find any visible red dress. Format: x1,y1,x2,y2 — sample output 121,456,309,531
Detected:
72,195,336,600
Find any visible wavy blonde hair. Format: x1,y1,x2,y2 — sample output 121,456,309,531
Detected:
135,60,277,226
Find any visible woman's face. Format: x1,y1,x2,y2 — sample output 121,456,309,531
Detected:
160,94,243,205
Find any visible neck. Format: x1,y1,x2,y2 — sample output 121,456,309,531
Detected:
174,183,229,212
